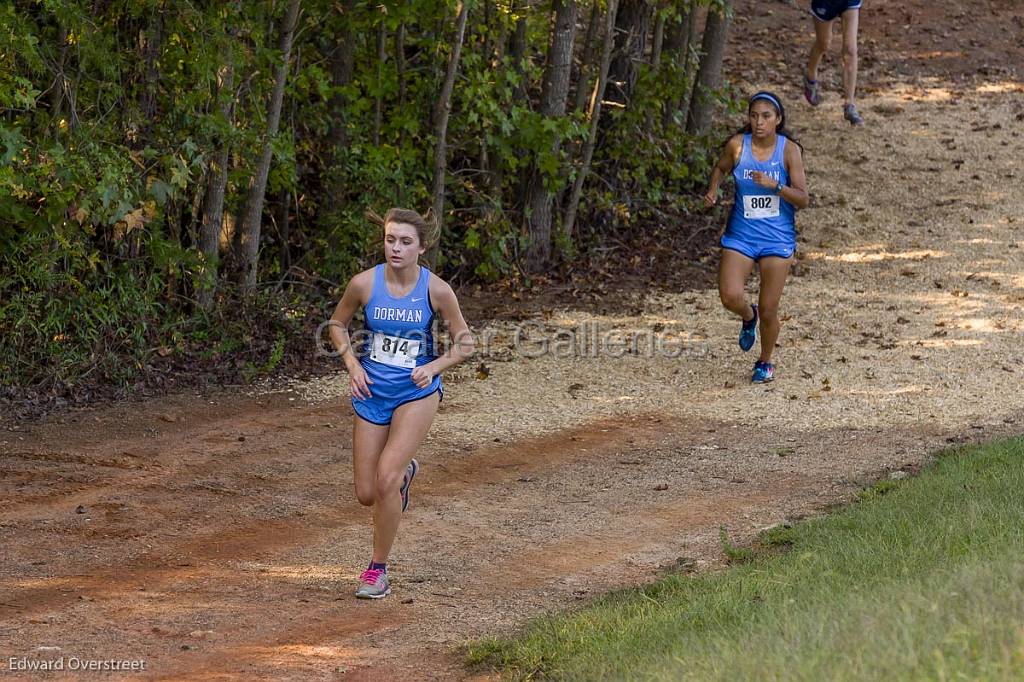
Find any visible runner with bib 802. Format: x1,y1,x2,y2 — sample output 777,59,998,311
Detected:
704,92,809,384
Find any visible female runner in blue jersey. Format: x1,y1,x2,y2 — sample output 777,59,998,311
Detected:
704,92,809,383
802,0,864,126
328,208,474,599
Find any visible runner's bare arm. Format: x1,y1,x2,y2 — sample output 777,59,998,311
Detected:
781,141,809,209
329,271,375,397
411,278,474,387
704,135,743,207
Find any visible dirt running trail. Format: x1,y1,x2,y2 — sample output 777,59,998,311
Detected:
3,1,1024,679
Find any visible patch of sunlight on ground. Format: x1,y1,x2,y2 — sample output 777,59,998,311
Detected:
956,318,1006,333
236,563,347,582
912,50,967,60
976,81,1024,94
7,577,78,590
913,339,985,349
232,643,362,665
825,249,949,263
893,87,956,102
845,386,928,397
916,293,986,309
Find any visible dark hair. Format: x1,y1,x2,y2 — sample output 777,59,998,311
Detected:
728,90,802,150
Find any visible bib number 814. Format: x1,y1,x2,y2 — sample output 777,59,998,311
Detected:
370,332,421,368
380,337,409,355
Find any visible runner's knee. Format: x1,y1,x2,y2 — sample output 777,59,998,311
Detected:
759,304,780,323
375,469,403,500
719,287,746,311
355,484,376,506
842,41,857,61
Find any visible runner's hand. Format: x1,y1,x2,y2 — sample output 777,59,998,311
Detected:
750,171,776,190
349,365,373,399
410,365,437,389
703,188,718,207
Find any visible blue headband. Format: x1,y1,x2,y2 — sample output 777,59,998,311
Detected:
750,92,782,112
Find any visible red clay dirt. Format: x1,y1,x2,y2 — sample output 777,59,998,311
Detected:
4,391,997,680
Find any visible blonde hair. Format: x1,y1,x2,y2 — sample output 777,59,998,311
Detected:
366,207,440,250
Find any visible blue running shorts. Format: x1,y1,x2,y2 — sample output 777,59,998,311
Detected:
352,382,442,426
810,0,862,22
720,234,796,261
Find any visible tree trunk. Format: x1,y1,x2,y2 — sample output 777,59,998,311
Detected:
482,0,493,57
50,24,69,137
506,12,530,206
395,21,407,108
277,188,291,275
607,0,652,107
321,0,355,224
679,3,704,120
644,1,668,130
528,0,577,270
563,0,619,240
373,16,386,146
427,0,471,268
572,2,602,114
661,1,695,128
650,2,665,68
492,2,510,65
663,1,688,58
482,0,511,201
509,14,528,105
197,148,229,308
238,0,301,292
480,5,514,204
328,2,355,153
395,20,407,147
184,169,206,248
196,26,238,310
686,0,729,137
524,0,578,271
279,71,298,278
139,4,164,148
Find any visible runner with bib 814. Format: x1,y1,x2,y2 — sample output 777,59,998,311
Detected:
704,91,809,384
327,207,474,599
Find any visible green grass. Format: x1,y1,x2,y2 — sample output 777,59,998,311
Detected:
467,438,1024,681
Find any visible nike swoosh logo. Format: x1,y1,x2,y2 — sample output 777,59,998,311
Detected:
410,297,424,302
770,161,780,166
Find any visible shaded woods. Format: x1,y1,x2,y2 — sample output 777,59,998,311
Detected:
0,0,734,397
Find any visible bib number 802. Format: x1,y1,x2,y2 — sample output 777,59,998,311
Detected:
743,194,780,219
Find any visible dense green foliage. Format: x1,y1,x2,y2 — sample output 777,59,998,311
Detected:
0,0,732,392
468,438,1024,680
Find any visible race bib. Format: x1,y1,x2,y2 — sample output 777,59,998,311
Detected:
369,332,421,368
743,194,780,219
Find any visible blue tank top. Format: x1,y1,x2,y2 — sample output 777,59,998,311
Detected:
360,265,437,390
727,134,795,241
